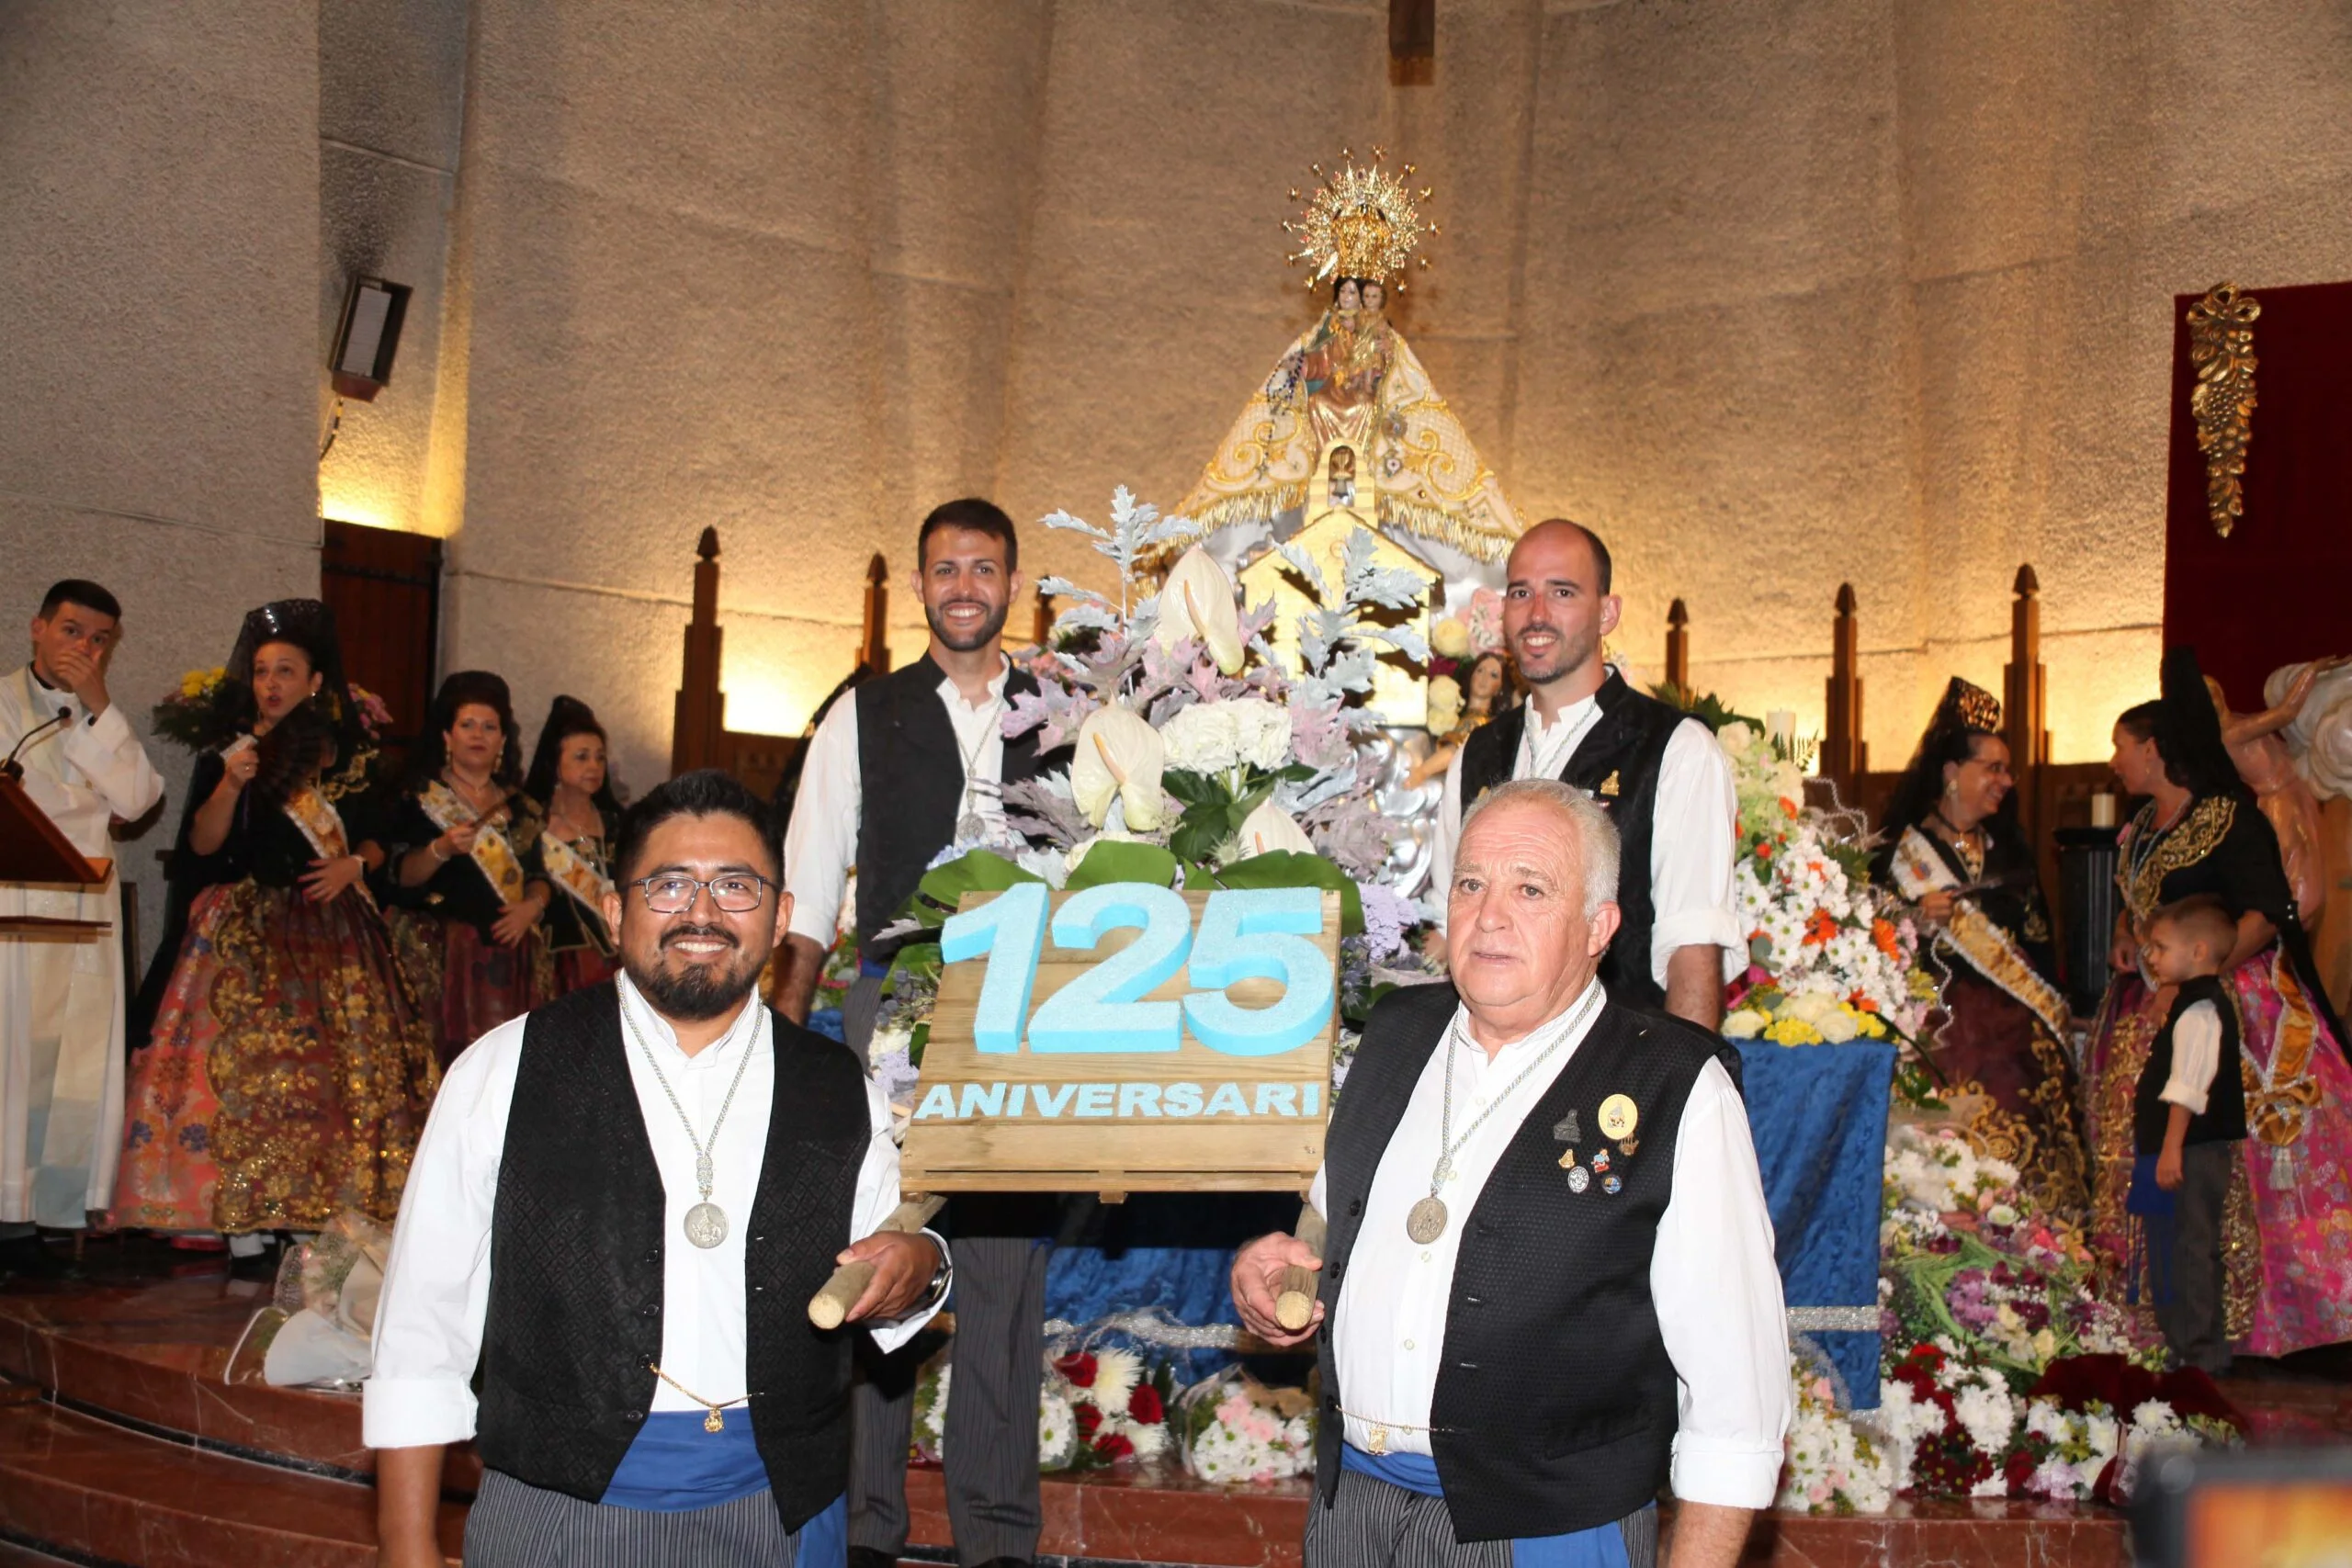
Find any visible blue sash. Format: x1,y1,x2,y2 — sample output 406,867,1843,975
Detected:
1340,1445,1640,1568
600,1411,771,1513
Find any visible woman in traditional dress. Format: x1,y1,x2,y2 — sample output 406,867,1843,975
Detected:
381,671,554,1065
1874,678,2089,1221
2086,648,2352,1359
521,694,619,995
113,601,437,1261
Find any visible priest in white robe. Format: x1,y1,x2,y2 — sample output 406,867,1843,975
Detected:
1,581,164,1258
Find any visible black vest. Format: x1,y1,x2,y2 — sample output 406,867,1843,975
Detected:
474,983,870,1529
1457,673,1687,1008
1314,982,1741,1541
2134,976,2247,1154
854,654,1046,951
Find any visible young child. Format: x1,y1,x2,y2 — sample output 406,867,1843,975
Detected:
2129,894,2247,1375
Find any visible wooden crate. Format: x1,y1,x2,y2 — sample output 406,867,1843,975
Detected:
900,887,1340,1198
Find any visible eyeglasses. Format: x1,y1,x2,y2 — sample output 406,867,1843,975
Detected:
628,874,772,915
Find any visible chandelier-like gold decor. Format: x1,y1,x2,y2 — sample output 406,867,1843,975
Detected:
2187,281,2259,538
1283,147,1435,288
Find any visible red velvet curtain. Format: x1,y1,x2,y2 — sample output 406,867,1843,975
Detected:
2165,279,2352,711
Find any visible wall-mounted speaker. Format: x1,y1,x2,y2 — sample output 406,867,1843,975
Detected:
330,275,412,400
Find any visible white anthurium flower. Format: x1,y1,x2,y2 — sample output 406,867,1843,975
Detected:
1156,545,1247,675
1235,798,1316,859
1070,705,1166,830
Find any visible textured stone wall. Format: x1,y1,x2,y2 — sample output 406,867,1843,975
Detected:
432,0,2352,786
0,1,322,970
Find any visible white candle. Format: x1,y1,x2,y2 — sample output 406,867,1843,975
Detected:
1766,708,1796,752
2090,792,2117,829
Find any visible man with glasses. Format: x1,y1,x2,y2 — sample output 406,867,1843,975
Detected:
368,769,950,1568
779,498,1062,1568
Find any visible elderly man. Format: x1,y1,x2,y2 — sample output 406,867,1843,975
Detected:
1235,779,1787,1568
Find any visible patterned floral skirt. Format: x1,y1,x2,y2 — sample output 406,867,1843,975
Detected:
112,880,439,1234
2086,950,2352,1357
1924,968,2091,1224
551,944,619,997
388,909,554,1066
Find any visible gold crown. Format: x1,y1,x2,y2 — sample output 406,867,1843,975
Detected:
1283,148,1434,288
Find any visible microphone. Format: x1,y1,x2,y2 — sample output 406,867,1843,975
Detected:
1,707,73,783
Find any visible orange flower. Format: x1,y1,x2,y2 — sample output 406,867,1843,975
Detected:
1871,918,1899,957
1802,909,1838,946
1779,796,1799,818
1849,990,1881,1013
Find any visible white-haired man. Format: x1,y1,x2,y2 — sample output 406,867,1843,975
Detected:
1234,780,1788,1568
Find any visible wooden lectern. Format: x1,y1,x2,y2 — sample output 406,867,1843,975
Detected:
0,775,111,937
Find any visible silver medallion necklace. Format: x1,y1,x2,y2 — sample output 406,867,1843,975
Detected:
621,995,761,1249
953,689,1005,841
1406,984,1602,1245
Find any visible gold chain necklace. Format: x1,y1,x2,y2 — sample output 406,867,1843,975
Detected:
648,1362,747,1433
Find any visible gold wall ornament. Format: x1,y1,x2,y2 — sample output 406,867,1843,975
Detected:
1284,146,1434,288
2187,281,2259,537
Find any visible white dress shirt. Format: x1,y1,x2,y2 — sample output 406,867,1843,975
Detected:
1307,982,1791,1508
2160,999,2224,1115
785,659,1012,950
1430,689,1743,986
364,975,941,1449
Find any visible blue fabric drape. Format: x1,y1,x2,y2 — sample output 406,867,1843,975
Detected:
1735,1041,1894,1404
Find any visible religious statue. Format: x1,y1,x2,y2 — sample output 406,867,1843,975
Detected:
1174,152,1524,598
2265,655,2352,1013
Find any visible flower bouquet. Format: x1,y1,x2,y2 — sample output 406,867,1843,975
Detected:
1175,1368,1317,1485
1703,720,1936,1062
152,666,394,753
913,1343,1175,1472
864,488,1438,1077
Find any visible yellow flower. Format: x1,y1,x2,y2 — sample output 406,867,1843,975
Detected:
1766,1017,1824,1046
179,672,202,697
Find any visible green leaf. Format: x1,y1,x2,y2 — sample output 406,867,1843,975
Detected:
1160,770,1222,808
884,942,942,990
1066,840,1181,890
908,1020,930,1068
916,849,1042,909
1213,850,1363,936
1168,800,1231,865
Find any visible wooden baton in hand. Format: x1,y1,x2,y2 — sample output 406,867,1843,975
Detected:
808,1194,946,1329
1275,1202,1327,1332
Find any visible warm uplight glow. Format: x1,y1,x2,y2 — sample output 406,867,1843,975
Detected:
318,490,419,536
718,667,834,740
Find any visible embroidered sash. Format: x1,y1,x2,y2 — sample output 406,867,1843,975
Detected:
1891,826,2069,1041
281,784,378,910
417,780,527,908
539,831,616,955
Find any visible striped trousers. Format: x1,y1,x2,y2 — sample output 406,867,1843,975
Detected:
1304,1469,1658,1568
463,1469,823,1567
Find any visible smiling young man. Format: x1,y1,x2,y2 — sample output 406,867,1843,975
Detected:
1,581,162,1273
1429,520,1739,1028
1233,780,1787,1568
367,770,949,1567
777,497,1063,1568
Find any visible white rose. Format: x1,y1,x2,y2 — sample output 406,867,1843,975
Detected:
1722,1008,1768,1039
1718,721,1757,757
1430,617,1473,659
1818,1008,1860,1043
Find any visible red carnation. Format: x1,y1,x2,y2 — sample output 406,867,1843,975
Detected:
2002,1448,2038,1495
1092,1432,1135,1461
1128,1383,1165,1424
1055,1352,1098,1388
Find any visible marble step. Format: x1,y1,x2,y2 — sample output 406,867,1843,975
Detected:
0,1398,464,1568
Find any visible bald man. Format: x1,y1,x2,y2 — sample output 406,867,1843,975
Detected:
1429,521,1738,1027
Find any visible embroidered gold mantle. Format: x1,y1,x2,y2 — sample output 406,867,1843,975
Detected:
417,780,528,907
1891,827,2069,1041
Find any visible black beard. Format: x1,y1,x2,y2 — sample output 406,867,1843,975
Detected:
925,597,1009,653
626,926,764,1021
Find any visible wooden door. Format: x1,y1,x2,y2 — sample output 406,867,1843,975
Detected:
321,521,441,779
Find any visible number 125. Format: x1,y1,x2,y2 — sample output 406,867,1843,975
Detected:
941,883,1333,1057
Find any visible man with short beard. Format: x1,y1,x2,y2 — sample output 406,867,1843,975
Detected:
368,770,951,1567
778,498,1059,1568
1429,520,1739,1028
